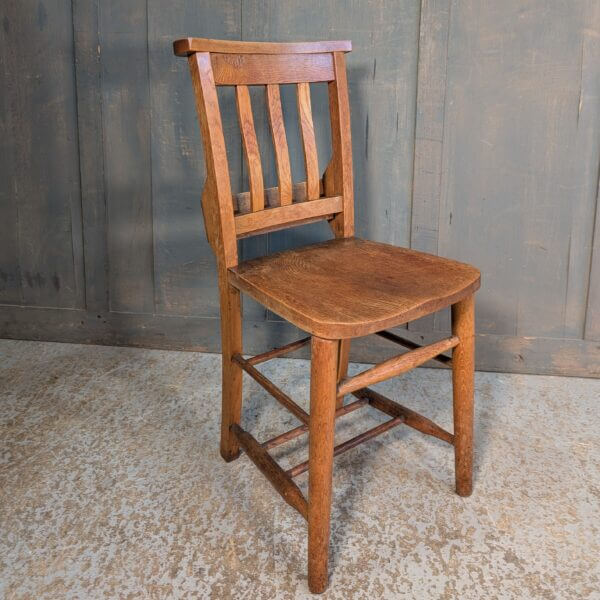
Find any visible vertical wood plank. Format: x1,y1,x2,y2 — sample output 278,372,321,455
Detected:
437,0,600,339
0,0,84,309
100,0,154,313
0,10,22,304
584,177,600,340
73,0,109,312
147,0,241,317
236,84,265,211
297,82,320,201
582,2,600,342
266,84,293,206
408,0,451,333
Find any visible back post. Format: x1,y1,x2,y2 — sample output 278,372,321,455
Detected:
187,51,238,270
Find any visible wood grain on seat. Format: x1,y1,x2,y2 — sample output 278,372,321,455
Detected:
229,237,480,339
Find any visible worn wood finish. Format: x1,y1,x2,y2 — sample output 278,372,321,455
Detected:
353,386,454,445
220,282,243,461
174,37,352,56
436,0,600,339
102,0,155,314
232,424,308,519
266,84,293,206
297,83,320,200
230,238,480,339
72,0,109,312
188,51,238,267
326,52,354,238
234,195,343,239
338,336,459,397
0,0,84,309
236,85,264,211
408,0,451,333
451,295,475,496
308,336,338,594
212,53,335,86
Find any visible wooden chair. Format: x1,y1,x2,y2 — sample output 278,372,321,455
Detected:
173,37,480,594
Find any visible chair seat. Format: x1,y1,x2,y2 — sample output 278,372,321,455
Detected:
229,237,480,338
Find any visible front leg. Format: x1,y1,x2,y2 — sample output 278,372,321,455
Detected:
308,336,339,593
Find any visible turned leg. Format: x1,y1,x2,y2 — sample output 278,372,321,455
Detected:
219,281,243,462
308,336,339,593
335,339,351,409
451,295,475,496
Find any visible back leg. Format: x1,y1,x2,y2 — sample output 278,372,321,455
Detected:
335,339,350,409
220,282,243,462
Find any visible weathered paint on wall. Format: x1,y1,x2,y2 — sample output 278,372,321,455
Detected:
0,0,599,376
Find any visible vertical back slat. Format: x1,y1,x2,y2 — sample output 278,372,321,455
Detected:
325,52,354,237
266,84,293,206
236,85,264,212
297,82,320,201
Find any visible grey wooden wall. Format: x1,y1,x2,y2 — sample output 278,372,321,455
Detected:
1,0,599,376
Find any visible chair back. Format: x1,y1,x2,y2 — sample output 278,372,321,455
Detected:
174,37,354,268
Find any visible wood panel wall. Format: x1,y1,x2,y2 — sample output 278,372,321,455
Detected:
1,0,599,376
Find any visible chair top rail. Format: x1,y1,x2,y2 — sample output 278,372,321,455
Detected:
174,37,351,57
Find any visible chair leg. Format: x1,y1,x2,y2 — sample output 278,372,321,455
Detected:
451,295,475,496
335,339,351,409
308,336,339,593
219,282,243,462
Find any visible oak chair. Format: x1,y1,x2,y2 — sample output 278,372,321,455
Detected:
174,37,480,594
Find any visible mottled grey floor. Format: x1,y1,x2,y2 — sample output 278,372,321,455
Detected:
0,339,598,599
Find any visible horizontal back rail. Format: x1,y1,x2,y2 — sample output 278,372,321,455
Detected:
211,53,334,85
174,38,351,56
234,195,343,238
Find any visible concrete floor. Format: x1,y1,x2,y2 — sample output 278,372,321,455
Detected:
0,339,598,599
